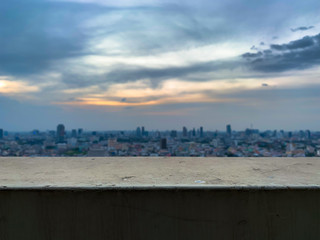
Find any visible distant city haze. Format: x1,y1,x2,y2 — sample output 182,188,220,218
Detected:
1,125,319,157
0,0,320,131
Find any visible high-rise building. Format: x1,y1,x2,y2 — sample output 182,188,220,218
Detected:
299,130,305,139
170,130,177,138
78,128,83,136
273,130,277,137
71,129,77,138
57,124,65,142
183,127,188,137
200,126,204,138
306,130,311,139
141,126,145,136
136,127,141,138
0,128,3,139
226,124,232,136
192,128,196,137
160,138,167,149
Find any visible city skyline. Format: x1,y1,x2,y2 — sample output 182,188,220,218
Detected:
1,0,320,130
1,123,319,157
0,124,318,134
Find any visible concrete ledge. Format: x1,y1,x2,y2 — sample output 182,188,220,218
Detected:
0,157,319,188
2,185,320,191
0,158,319,240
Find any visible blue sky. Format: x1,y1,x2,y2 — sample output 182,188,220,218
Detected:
1,0,320,131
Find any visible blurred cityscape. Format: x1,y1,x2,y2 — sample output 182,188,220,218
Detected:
0,125,320,157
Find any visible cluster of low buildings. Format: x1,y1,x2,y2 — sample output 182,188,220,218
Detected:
0,126,320,157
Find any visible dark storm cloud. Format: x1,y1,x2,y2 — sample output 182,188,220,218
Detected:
0,0,106,75
291,26,315,32
242,33,320,72
242,52,263,58
270,36,316,50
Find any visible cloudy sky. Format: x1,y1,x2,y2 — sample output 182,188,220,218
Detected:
1,0,320,131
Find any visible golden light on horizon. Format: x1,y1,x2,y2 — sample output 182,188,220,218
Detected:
0,81,5,88
56,78,264,107
0,80,39,94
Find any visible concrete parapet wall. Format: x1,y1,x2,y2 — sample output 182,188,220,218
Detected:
0,188,319,240
1,157,320,239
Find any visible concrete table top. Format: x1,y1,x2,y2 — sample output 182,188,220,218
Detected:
0,157,319,189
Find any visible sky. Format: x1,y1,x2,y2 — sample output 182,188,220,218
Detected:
1,0,320,131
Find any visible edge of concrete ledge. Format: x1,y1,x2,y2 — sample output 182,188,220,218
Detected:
1,185,320,191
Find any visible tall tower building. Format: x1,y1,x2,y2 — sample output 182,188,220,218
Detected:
226,124,232,136
200,126,204,138
57,124,65,142
136,127,141,138
78,128,83,136
183,127,188,137
0,128,3,139
170,130,177,138
306,130,311,139
160,138,167,150
192,128,196,137
71,129,77,138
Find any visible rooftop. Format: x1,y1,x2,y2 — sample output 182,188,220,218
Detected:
0,157,319,189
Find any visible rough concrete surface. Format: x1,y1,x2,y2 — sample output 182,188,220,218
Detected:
0,157,319,188
0,158,320,240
